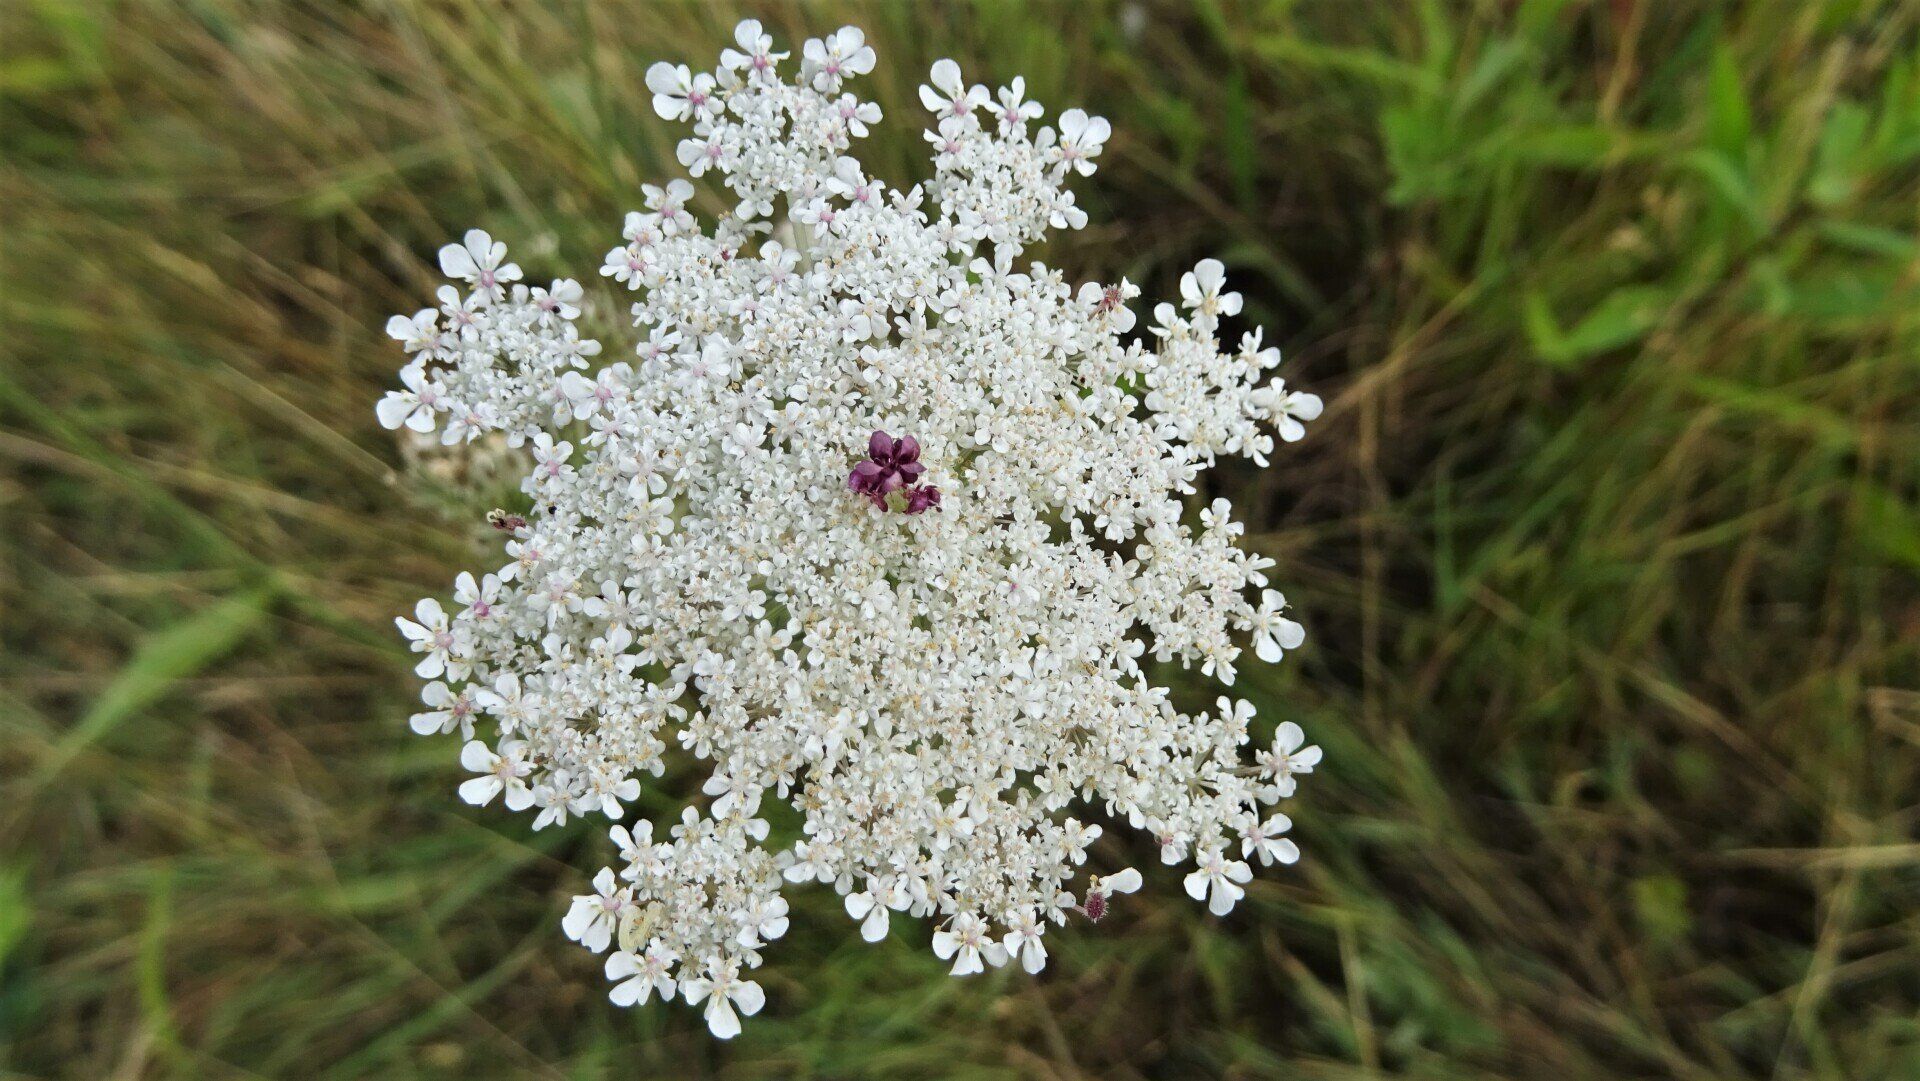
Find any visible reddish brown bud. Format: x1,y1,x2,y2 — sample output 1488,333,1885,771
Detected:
1080,891,1108,922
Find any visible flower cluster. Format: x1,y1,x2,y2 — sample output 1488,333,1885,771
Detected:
380,19,1324,1038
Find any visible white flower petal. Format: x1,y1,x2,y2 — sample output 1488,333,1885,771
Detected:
705,997,741,1039
1183,870,1209,902
438,242,476,279
732,980,765,1017
458,776,501,806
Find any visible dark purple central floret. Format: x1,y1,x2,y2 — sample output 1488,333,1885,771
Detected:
849,430,940,513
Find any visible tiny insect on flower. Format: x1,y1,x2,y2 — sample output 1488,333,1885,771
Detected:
486,508,528,532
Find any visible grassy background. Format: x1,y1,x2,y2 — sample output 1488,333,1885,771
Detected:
5,0,1920,1077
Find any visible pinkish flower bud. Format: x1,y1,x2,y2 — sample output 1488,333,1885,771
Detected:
904,485,941,514
1080,890,1108,922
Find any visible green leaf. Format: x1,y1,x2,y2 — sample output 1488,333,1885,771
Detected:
1682,148,1765,231
1249,35,1430,90
1524,285,1669,367
1785,264,1913,327
1809,101,1869,207
1452,40,1528,121
1224,65,1257,213
35,587,275,783
1816,220,1919,259
1382,103,1457,203
1514,0,1578,37
1706,44,1750,157
1508,124,1616,168
1631,874,1692,951
1858,485,1920,572
0,865,31,970
1685,375,1857,449
138,868,183,1060
0,56,86,94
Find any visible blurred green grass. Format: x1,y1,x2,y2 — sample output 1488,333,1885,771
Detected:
4,0,1920,1077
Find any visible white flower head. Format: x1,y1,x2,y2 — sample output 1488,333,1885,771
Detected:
680,963,765,1039
457,738,533,810
1244,813,1300,866
377,363,442,434
1055,108,1110,175
1259,721,1322,800
1249,589,1306,663
645,62,718,122
1180,257,1242,325
563,867,629,953
803,26,876,93
438,229,522,302
721,19,785,78
1183,848,1254,916
386,308,440,353
606,941,679,1006
380,19,1325,1038
919,57,988,119
931,912,1008,976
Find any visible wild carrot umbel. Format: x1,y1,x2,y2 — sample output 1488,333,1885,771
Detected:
379,19,1323,1038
